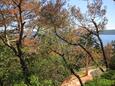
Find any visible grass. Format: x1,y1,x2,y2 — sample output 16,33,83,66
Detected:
85,78,115,86
84,70,115,86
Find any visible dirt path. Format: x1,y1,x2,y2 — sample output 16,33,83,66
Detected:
61,68,101,86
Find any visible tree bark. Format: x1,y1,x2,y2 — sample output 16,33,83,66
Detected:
0,78,3,86
97,35,109,69
92,19,109,69
70,68,84,86
62,56,84,86
85,56,89,76
18,55,30,85
16,41,30,85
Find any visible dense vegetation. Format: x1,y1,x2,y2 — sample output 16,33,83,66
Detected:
0,0,115,86
85,70,115,86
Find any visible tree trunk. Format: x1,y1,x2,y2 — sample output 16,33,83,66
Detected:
85,56,89,76
18,55,30,85
92,19,109,69
97,36,109,69
79,44,105,72
0,78,3,86
52,49,84,86
54,28,105,72
70,68,84,86
16,42,30,85
62,56,84,86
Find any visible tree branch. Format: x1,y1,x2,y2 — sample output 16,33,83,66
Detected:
54,27,105,72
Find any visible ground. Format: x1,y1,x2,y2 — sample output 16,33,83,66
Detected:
61,68,103,86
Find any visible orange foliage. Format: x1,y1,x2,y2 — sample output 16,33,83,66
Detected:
23,38,37,47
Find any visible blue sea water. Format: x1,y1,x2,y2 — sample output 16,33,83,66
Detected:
100,35,115,45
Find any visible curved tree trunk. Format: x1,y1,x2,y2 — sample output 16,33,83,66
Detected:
54,27,105,72
62,54,84,86
97,35,109,69
92,19,109,69
52,49,84,86
70,68,84,86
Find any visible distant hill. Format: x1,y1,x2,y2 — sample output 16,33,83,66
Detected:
99,30,115,35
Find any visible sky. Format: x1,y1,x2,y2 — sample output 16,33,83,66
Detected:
68,0,115,30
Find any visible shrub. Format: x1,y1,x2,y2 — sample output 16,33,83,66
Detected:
14,81,27,86
85,70,115,86
109,56,115,70
28,54,70,86
13,75,53,86
101,70,115,80
85,78,114,86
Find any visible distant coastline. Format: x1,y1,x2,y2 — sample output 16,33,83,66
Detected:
99,30,115,35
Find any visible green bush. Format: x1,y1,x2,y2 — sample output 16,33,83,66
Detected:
85,70,115,86
14,81,27,86
101,70,115,80
85,78,114,86
109,56,115,70
0,45,22,86
29,75,41,86
13,75,53,86
28,54,70,86
30,75,53,86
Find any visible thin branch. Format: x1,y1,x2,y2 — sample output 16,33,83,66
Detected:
0,36,17,55
54,27,105,72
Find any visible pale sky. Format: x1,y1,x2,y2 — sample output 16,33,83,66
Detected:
69,0,115,30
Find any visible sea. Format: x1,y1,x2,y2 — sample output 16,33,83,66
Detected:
100,35,115,45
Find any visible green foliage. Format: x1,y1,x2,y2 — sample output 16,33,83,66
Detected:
0,44,22,86
14,81,27,86
0,0,114,86
109,56,115,70
85,70,115,86
27,53,70,86
0,42,69,86
101,70,115,80
29,75,53,86
85,78,114,86
29,75,41,86
13,75,53,86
